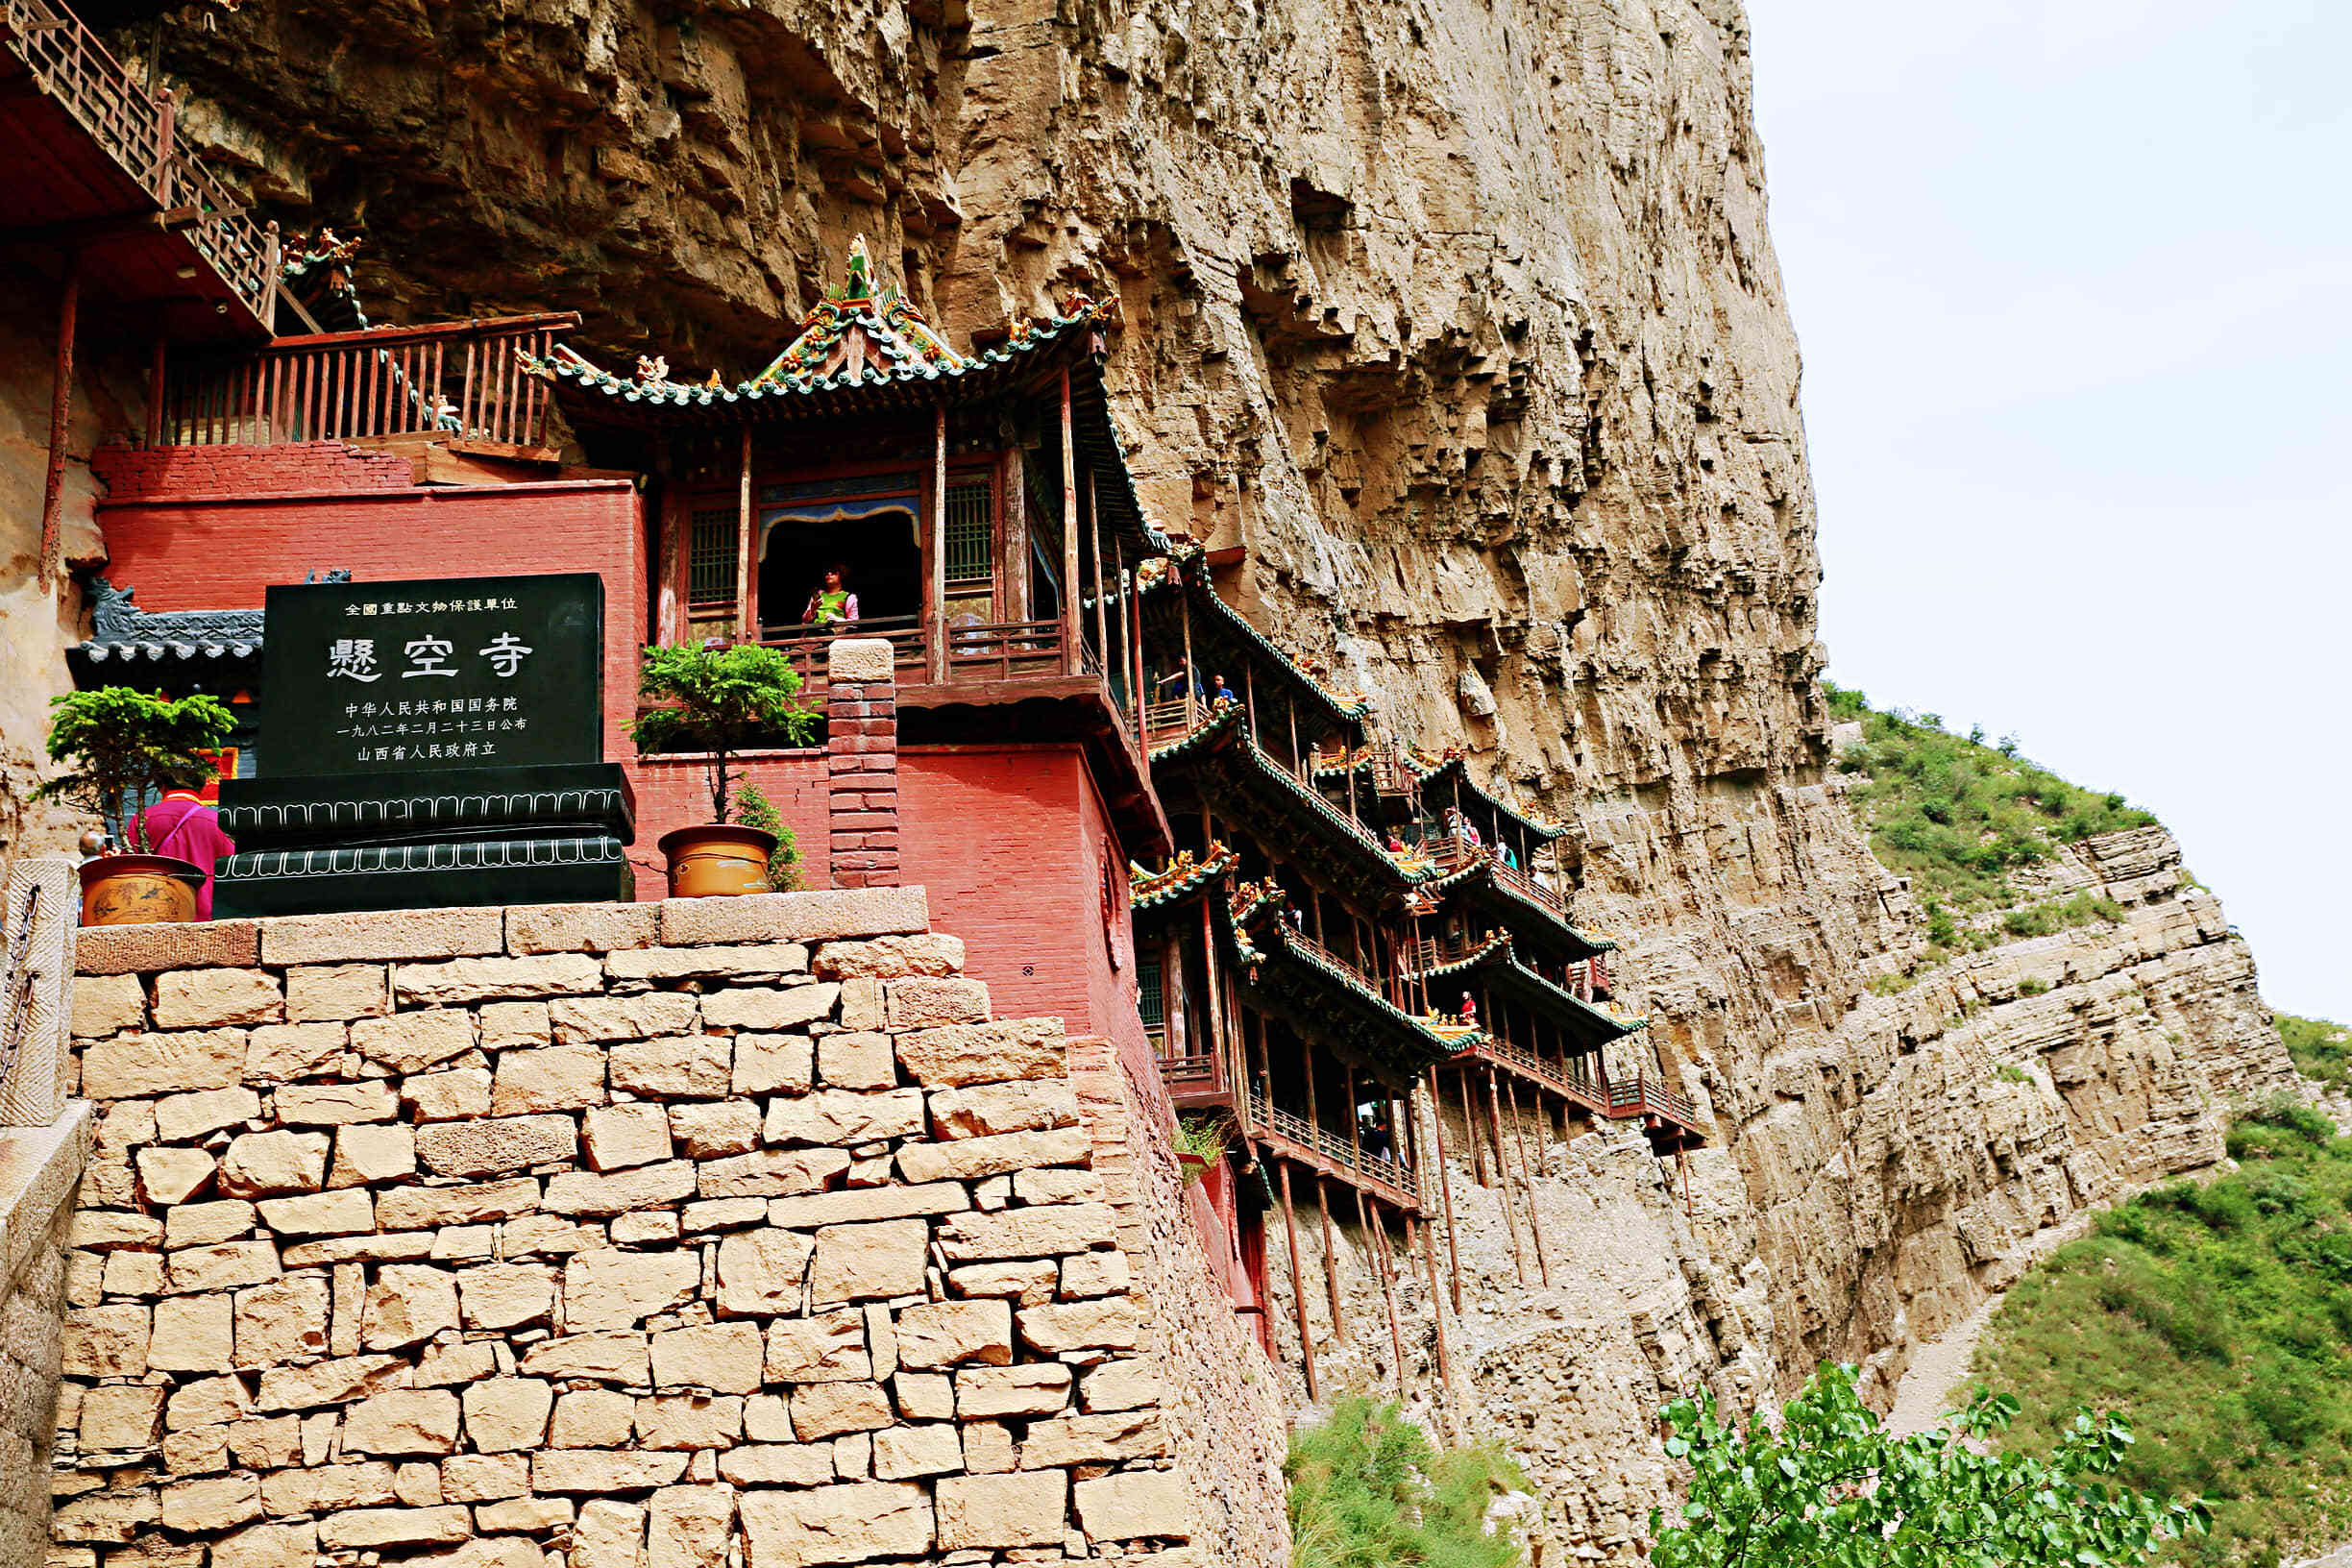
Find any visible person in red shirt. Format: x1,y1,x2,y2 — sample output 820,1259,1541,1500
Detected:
135,788,236,920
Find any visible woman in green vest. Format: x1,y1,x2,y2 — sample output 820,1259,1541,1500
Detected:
801,563,860,626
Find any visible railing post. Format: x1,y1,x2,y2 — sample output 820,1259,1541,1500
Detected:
154,86,173,205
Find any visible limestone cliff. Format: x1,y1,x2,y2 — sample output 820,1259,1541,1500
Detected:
77,0,2300,1555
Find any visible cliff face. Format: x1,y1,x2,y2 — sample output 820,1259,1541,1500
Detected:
102,0,2298,1552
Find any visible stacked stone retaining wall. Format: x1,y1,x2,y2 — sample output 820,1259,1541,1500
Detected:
47,891,1287,1568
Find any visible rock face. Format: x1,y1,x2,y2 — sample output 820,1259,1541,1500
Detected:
40,0,2299,1556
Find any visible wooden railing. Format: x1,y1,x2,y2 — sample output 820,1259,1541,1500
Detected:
759,616,925,675
160,314,577,450
943,618,1066,682
1606,1070,1700,1130
4,0,276,321
1142,695,1206,750
1158,1051,1221,1091
1248,1088,1415,1201
1430,833,1568,917
752,617,1080,694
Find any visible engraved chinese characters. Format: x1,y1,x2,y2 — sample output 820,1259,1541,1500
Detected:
259,575,600,776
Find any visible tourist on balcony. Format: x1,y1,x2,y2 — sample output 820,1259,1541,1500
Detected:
1359,1109,1393,1164
1211,672,1237,706
1499,840,1520,870
801,564,860,626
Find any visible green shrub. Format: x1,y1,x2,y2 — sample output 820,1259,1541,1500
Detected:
1823,682,2155,912
2019,977,2050,996
1995,1064,2035,1084
733,784,801,892
2278,1013,2352,1087
1288,1398,1529,1568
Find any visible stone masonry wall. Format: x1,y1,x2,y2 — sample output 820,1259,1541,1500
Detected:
50,890,1284,1568
3,1109,94,1568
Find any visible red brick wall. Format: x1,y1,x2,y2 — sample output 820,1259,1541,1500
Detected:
96,481,645,764
90,443,412,500
624,750,831,900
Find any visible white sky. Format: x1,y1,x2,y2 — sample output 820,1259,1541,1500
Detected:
1746,1,2352,1020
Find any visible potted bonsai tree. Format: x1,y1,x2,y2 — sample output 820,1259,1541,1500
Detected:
630,641,817,896
38,686,237,925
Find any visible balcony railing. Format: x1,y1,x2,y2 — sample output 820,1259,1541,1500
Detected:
1247,1087,1415,1205
4,0,276,321
1429,833,1568,918
1605,1069,1700,1130
759,616,926,676
753,617,1075,690
160,314,577,451
944,618,1068,682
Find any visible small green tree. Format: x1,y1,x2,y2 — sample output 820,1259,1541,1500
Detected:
1289,1397,1529,1568
629,644,816,824
1650,1364,2207,1568
734,783,801,891
37,687,236,855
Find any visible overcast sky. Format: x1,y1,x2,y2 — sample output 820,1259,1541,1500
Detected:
1745,1,2352,1019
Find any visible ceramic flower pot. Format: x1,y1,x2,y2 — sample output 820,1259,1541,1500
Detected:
77,854,206,926
657,824,775,897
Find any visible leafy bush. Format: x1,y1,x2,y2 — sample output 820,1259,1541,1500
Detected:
1981,1114,2352,1563
2277,1013,2352,1088
38,687,237,853
1824,681,2155,911
630,643,817,823
733,784,801,892
1288,1398,1529,1568
2019,977,2051,996
1996,1063,2036,1084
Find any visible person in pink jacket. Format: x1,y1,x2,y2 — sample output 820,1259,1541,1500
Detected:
134,788,236,920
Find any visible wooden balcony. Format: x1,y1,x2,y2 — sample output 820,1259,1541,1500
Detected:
1247,1088,1418,1212
3,0,277,337
1429,833,1567,917
159,314,577,453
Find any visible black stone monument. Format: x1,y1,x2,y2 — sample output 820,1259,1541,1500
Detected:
212,573,636,916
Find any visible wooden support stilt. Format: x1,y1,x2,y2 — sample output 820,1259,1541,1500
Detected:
1487,1067,1530,1286
145,336,165,448
38,257,80,593
1301,1060,1346,1343
732,423,755,640
1088,477,1109,677
1456,1068,1489,1188
1058,367,1080,674
1276,1161,1319,1401
929,402,947,680
1426,1067,1464,1313
1354,1187,1407,1394
1504,1074,1554,1288
1419,1208,1453,1392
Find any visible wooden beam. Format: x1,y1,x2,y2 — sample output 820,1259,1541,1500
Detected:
1425,1067,1463,1312
38,257,79,593
1302,1062,1346,1344
1058,368,1079,674
1504,1073,1553,1288
733,424,754,641
1275,1160,1319,1401
1088,473,1109,681
1487,1066,1529,1286
929,403,947,682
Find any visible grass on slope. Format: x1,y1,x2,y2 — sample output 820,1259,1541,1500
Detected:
2280,1012,2352,1089
1825,681,2156,913
1975,1107,2352,1567
1288,1397,1530,1568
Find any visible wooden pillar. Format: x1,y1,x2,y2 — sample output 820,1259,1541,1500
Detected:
1058,368,1080,674
1276,1161,1319,1401
732,424,755,641
1420,1208,1454,1394
1244,665,1259,746
1504,1074,1553,1287
1178,583,1198,725
1301,1055,1346,1342
37,257,80,593
1356,1188,1407,1395
1089,483,1109,679
1427,1067,1463,1311
1487,1066,1530,1286
145,337,166,449
1286,694,1301,777
1002,448,1028,621
1455,1069,1487,1188
1123,540,1146,739
930,403,947,681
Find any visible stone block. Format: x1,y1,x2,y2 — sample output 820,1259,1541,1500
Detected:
564,1247,700,1330
478,999,552,1048
462,1377,554,1452
404,1066,492,1120
717,1444,833,1487
551,992,699,1043
71,972,146,1037
1073,1469,1190,1541
351,1009,477,1074
648,1483,737,1568
764,1182,969,1230
330,1123,416,1187
731,1032,815,1096
551,1386,637,1447
374,1176,539,1230
244,1020,347,1082
926,1079,1082,1139
394,952,602,1007
71,1207,161,1249
229,1412,304,1469
545,1158,696,1215
135,1146,216,1207
254,1353,406,1409
209,1522,316,1568
762,1311,868,1383
477,1497,575,1532
650,1321,766,1394
614,1210,681,1244
233,1277,329,1365
414,1337,498,1386
637,1393,746,1451
1062,1249,1130,1297
1081,1359,1164,1412
1018,1297,1141,1355
520,1329,649,1384
669,1100,761,1158
701,984,840,1032
456,1260,555,1329
895,1299,1013,1370
808,1218,926,1305
285,964,389,1021
660,887,926,946
786,1382,893,1440
836,978,881,1030
713,1227,815,1316
697,1147,849,1199
738,1480,931,1568
316,1504,473,1549
935,1470,1067,1550
938,1202,1116,1261
154,1084,260,1142
78,1383,165,1450
341,1388,461,1455
103,1247,167,1295
50,1489,160,1543
502,1212,603,1256
509,901,659,954
897,1125,1090,1185
1021,1409,1166,1468
763,1087,922,1147
442,1452,530,1502
153,968,282,1028
894,1017,1065,1088
491,1043,610,1113
166,1240,281,1293
809,934,965,981
81,1028,243,1098
258,1459,396,1512
882,977,989,1030
78,919,258,974
261,907,503,966
215,1129,328,1197
866,1423,959,1482
574,1500,648,1568
814,1031,894,1090
276,1081,398,1124
160,1473,263,1533
581,1103,674,1171
415,1114,576,1177
947,1260,1058,1308
683,1195,770,1232
362,1264,460,1349
612,1034,732,1097
167,1372,252,1427
956,1362,1072,1419
606,943,808,983
532,1451,691,1494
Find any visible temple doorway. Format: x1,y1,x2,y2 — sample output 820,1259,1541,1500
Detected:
756,503,921,634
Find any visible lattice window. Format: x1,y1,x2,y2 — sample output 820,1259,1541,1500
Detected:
943,480,992,586
1138,953,1164,1032
688,507,737,609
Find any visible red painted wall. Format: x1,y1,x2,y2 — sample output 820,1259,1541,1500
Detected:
92,443,412,500
97,479,646,765
625,750,831,901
